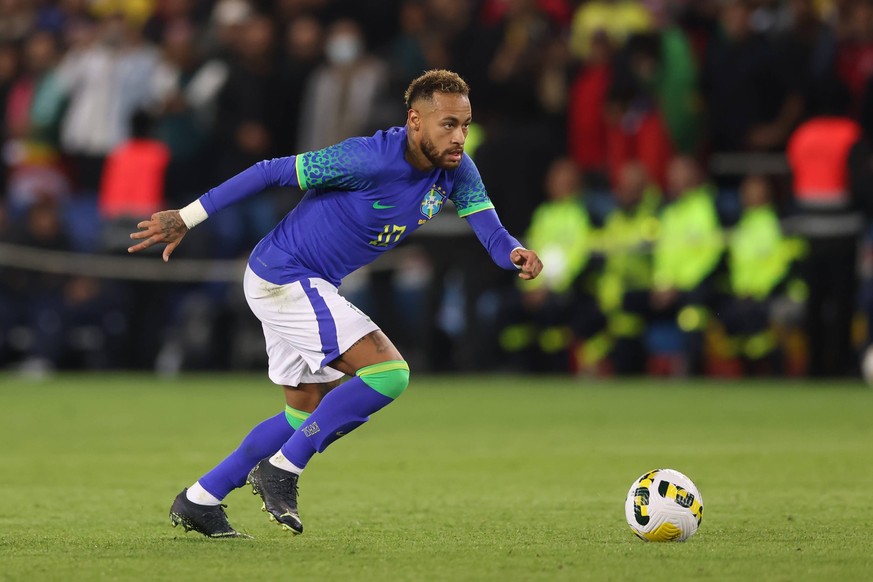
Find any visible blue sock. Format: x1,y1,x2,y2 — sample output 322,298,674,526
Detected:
281,375,395,469
199,411,295,500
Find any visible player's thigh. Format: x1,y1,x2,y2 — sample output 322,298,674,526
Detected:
245,268,380,382
328,330,404,376
284,378,343,412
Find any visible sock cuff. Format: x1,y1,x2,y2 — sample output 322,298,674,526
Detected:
356,360,409,377
285,405,311,430
356,360,410,399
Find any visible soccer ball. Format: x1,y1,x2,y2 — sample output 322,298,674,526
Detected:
624,468,704,542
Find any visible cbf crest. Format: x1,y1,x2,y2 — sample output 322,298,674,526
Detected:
420,186,447,220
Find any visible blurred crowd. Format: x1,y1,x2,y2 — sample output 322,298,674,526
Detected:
1,0,873,378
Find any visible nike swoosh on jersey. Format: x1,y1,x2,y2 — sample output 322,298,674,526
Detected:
373,200,396,209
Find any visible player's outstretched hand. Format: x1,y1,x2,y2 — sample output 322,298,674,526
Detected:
511,248,543,280
128,210,188,262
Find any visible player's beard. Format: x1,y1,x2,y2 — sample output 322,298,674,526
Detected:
421,134,462,170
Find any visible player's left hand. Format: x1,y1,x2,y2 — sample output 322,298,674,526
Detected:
511,248,543,280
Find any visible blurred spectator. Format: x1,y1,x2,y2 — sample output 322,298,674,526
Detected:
596,160,660,374
0,0,35,42
836,0,873,114
142,0,202,45
5,30,64,145
719,175,804,374
274,0,331,24
653,12,701,156
1,196,133,372
3,31,70,215
55,13,160,191
387,0,450,93
671,0,721,63
567,30,612,186
849,74,873,356
211,12,283,255
90,0,154,29
0,41,20,199
497,157,597,372
777,0,840,117
205,0,253,58
702,0,802,152
482,0,563,122
650,155,724,375
32,0,90,36
151,19,227,204
296,18,391,151
425,0,488,110
98,110,169,252
275,15,324,155
479,0,573,27
786,89,861,376
605,32,674,188
0,198,69,373
569,0,652,61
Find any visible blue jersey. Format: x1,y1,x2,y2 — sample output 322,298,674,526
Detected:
198,126,520,287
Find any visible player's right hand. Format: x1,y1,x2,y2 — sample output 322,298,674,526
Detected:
128,210,188,262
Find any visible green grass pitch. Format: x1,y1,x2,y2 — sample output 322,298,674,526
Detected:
1,374,871,581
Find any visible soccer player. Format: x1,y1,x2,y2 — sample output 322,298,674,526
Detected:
128,69,543,538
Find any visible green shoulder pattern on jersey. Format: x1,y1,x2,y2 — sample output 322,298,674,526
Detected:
451,156,494,217
295,138,375,191
457,201,496,217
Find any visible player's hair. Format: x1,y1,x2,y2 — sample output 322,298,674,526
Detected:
404,69,470,109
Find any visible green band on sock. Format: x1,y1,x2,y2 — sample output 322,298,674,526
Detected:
285,405,311,430
356,360,410,399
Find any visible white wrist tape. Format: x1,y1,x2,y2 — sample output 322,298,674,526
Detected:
510,246,525,269
179,199,209,229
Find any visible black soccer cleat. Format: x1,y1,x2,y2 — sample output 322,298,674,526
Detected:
169,489,250,538
247,460,304,534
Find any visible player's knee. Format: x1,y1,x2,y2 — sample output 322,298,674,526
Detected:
357,360,410,400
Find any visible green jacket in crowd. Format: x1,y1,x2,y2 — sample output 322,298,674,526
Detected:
597,186,660,312
653,185,723,291
728,205,801,301
521,194,592,294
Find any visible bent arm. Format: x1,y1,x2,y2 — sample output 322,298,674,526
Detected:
464,208,524,270
466,209,543,279
129,156,299,260
180,156,300,227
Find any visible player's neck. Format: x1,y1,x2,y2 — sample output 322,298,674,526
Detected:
404,136,434,172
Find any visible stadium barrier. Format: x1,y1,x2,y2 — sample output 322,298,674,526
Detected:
0,241,425,282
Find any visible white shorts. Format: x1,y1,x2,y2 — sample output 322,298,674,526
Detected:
243,265,380,386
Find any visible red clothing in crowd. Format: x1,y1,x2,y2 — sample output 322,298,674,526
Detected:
787,117,860,205
99,139,170,219
568,63,672,188
567,64,611,172
605,111,672,190
837,41,873,112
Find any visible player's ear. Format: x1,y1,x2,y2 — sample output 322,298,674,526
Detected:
407,108,420,131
